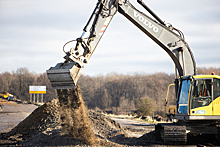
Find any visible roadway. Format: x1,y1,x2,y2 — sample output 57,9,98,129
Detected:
0,98,38,133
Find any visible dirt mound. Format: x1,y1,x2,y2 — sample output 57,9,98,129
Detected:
0,98,63,146
0,86,127,146
134,131,160,145
6,98,60,138
88,110,125,139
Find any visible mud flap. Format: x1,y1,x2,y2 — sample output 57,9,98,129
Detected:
46,62,83,89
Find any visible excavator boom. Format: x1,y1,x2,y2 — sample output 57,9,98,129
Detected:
47,0,117,89
47,0,196,89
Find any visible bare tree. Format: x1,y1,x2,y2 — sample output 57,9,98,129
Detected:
119,96,135,114
10,67,35,101
0,72,14,92
102,89,111,109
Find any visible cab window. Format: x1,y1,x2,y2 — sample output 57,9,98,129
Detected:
191,79,212,109
213,78,220,100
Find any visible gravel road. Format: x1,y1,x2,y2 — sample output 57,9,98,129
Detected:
110,117,155,137
0,98,38,133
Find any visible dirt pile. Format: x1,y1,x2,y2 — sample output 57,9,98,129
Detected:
6,98,60,137
88,110,125,139
0,85,127,146
56,85,95,145
0,98,63,146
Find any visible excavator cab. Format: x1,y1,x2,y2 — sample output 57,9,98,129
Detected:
175,75,220,118
190,75,220,116
174,75,220,119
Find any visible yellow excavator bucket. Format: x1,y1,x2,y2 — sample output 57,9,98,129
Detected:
46,62,83,89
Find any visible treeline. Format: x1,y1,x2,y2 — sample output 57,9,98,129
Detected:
197,67,220,75
78,72,176,116
78,67,220,115
0,67,56,102
0,67,219,116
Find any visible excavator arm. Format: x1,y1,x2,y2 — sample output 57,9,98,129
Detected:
47,0,196,89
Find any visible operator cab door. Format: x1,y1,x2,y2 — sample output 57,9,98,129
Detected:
213,78,220,115
177,79,191,114
191,79,212,115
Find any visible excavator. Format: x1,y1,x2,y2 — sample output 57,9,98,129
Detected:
47,0,220,144
0,91,14,101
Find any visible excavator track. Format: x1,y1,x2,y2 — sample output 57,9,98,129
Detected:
155,124,187,144
164,125,187,144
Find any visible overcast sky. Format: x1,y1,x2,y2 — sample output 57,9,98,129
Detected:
0,0,220,76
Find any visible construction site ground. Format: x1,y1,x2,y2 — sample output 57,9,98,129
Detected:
0,97,219,146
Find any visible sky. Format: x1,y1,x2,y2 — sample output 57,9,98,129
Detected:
0,0,220,76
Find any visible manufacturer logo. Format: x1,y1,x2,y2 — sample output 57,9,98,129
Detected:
134,11,159,33
197,110,206,114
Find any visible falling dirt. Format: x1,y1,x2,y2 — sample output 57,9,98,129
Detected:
56,85,95,145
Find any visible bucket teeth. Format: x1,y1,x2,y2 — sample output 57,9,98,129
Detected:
46,62,83,89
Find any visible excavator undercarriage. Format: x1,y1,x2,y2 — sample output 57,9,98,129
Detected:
155,124,187,144
156,120,220,144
